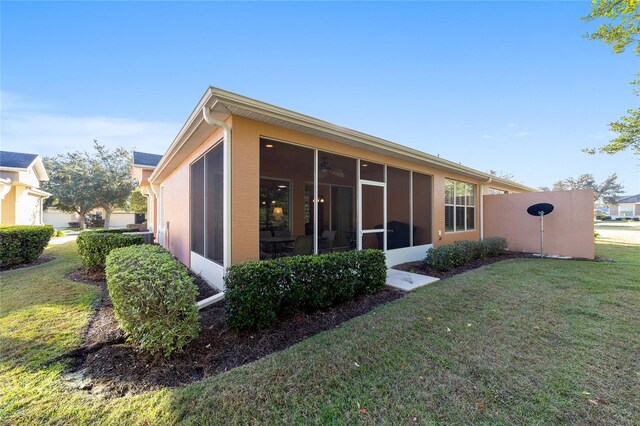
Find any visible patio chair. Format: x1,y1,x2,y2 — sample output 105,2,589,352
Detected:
320,230,336,253
291,235,313,256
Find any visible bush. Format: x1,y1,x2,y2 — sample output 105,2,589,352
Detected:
0,225,54,266
77,231,144,269
480,237,508,258
224,249,387,330
425,237,507,272
105,244,200,357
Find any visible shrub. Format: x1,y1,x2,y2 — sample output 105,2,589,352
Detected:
105,244,200,357
0,225,54,266
425,237,507,272
77,231,144,269
480,237,508,258
224,249,387,330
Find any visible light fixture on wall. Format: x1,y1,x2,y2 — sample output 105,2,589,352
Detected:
273,207,284,218
265,143,274,148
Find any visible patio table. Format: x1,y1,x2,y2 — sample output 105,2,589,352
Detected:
260,236,296,259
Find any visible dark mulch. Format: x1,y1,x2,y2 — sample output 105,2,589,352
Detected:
393,251,537,279
61,272,404,397
190,272,219,300
0,255,55,272
65,268,106,284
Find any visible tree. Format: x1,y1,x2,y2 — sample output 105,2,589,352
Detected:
583,0,640,156
545,173,624,204
91,141,138,229
43,151,97,229
129,190,148,215
488,169,515,181
43,141,137,229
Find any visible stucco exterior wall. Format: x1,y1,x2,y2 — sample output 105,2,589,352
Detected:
229,116,522,263
159,123,228,266
1,187,16,225
483,189,594,259
155,114,528,268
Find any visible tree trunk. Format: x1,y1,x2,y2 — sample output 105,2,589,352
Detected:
104,207,112,230
78,212,86,230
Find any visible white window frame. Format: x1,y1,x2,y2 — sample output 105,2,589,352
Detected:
445,178,476,233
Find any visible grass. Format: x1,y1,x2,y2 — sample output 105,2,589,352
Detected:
1,241,638,424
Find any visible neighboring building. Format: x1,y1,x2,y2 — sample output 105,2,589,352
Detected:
0,151,51,225
132,151,163,232
43,207,142,229
609,194,640,218
140,87,544,290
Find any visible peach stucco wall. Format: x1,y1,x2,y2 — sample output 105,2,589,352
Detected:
157,113,526,267
483,189,594,259
229,116,523,263
160,123,227,266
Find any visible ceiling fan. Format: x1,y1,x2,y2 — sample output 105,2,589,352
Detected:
319,156,344,178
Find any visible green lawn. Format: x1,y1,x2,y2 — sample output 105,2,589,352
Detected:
1,241,638,425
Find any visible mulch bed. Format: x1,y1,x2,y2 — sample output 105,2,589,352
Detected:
393,251,535,279
61,271,404,397
61,251,602,398
0,255,55,272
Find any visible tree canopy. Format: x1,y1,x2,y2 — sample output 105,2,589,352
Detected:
43,141,137,229
43,151,97,229
541,173,624,204
129,190,148,214
583,0,640,156
91,141,137,229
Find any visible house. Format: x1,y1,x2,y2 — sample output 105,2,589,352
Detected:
132,150,163,231
609,194,640,218
0,151,51,225
43,207,144,229
137,87,541,290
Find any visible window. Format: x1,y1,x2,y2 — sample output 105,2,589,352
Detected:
190,143,224,265
488,188,508,195
444,179,475,232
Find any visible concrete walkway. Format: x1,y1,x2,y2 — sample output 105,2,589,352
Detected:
48,235,78,245
386,269,439,291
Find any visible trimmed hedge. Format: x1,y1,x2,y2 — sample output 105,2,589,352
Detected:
77,231,144,270
0,225,54,266
425,237,508,272
105,244,200,357
224,249,387,330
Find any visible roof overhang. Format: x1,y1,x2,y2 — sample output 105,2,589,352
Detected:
0,156,49,181
150,86,536,192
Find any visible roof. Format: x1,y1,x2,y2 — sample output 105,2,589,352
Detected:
151,86,536,192
616,194,640,203
0,150,49,181
133,151,162,168
0,151,38,169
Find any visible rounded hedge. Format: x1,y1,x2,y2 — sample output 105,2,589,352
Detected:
0,225,54,266
224,249,387,330
76,231,144,270
424,237,508,272
105,244,200,357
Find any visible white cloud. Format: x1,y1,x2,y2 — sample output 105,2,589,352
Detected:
515,131,532,137
1,91,179,157
481,134,494,140
506,123,516,128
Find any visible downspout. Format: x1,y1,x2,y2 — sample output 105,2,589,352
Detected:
199,105,231,309
480,177,492,240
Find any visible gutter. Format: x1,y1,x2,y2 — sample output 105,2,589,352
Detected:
198,105,232,308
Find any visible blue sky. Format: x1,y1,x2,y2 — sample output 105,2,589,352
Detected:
1,1,638,193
